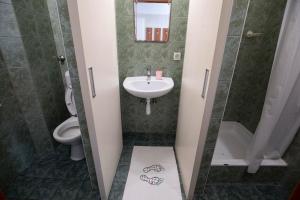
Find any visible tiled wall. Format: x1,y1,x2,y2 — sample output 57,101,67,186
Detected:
0,50,35,191
0,0,57,156
0,0,34,191
223,0,287,133
47,0,99,190
193,0,298,198
11,0,69,137
116,0,189,134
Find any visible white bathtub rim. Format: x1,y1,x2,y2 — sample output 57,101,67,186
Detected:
211,121,288,167
211,158,287,166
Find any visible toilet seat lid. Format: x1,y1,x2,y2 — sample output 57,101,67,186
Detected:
65,88,77,116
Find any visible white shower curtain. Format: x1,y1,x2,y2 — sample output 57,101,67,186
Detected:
247,0,300,173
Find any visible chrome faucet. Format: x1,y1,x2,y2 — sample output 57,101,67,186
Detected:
146,66,151,82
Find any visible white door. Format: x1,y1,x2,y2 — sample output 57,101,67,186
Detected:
175,0,233,199
67,0,123,199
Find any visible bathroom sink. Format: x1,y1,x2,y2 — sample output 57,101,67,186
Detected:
123,76,174,98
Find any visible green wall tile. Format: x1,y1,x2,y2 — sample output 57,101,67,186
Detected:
0,70,35,191
211,80,231,119
224,0,287,132
116,0,189,134
228,0,249,36
219,36,240,81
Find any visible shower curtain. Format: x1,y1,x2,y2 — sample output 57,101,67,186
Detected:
247,0,300,173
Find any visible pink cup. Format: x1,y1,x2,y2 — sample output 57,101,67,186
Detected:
156,70,163,80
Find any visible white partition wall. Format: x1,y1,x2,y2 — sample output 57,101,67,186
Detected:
67,0,122,199
175,0,233,199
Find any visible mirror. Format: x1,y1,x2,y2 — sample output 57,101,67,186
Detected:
134,0,172,42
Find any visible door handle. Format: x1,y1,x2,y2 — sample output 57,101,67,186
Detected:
201,69,209,98
57,55,66,64
88,67,96,98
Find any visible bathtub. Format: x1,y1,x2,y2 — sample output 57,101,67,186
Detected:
211,121,287,166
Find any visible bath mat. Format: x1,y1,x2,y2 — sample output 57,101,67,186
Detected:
122,146,182,200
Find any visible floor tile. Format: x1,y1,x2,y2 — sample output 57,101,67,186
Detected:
29,178,61,200
75,178,100,200
255,184,289,200
213,184,261,200
202,183,289,200
6,176,42,199
6,143,289,200
6,145,97,200
51,179,82,200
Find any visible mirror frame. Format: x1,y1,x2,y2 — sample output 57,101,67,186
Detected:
133,0,173,43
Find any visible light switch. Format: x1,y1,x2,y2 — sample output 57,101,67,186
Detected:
173,52,181,61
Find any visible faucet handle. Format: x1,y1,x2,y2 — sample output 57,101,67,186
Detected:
146,65,151,75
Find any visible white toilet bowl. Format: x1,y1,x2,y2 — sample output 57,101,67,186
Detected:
53,116,84,161
53,70,85,161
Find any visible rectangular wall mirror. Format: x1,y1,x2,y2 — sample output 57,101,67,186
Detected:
134,0,172,43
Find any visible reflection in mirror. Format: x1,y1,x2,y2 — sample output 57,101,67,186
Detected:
134,0,172,42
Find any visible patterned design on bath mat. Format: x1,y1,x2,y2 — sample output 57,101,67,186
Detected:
143,164,165,173
140,175,164,185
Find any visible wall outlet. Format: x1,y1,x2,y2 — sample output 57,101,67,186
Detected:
173,52,181,61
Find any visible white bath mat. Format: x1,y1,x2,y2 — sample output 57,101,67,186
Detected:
122,146,182,200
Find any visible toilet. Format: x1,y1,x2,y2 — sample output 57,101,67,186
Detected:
53,71,85,161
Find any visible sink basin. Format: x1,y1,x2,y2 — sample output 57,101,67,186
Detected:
123,76,174,98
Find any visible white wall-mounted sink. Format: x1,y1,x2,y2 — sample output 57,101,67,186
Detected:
123,76,174,115
123,76,174,98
